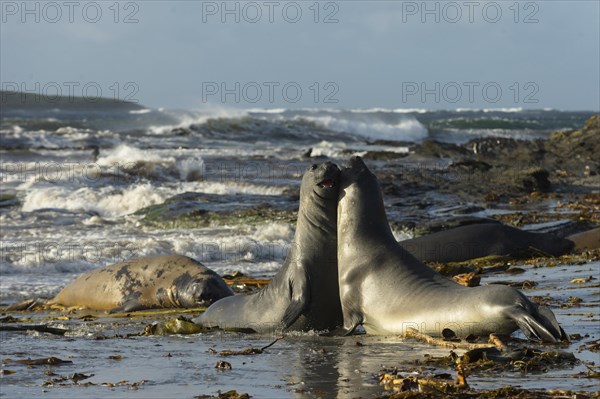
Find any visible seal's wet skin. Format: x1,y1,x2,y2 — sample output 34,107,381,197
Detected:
48,255,233,313
195,162,343,334
401,223,574,263
566,227,600,251
336,156,567,342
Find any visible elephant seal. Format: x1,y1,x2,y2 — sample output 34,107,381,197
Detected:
566,227,600,251
401,223,574,263
337,156,567,342
47,255,233,312
195,162,343,333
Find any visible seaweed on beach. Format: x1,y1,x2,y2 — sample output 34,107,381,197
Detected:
376,386,599,399
378,345,583,398
195,391,251,399
209,337,282,356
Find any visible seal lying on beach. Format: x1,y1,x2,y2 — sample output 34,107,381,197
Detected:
195,162,343,333
566,227,600,251
46,255,233,313
401,223,575,263
336,156,567,342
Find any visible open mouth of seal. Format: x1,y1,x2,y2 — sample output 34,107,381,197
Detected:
317,179,335,189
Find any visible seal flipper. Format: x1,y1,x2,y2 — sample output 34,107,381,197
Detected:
325,324,358,337
281,300,305,328
507,305,567,343
5,298,48,311
109,299,147,314
281,273,310,328
336,307,362,336
537,306,569,341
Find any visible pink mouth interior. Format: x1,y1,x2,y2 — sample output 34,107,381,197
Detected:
318,179,335,189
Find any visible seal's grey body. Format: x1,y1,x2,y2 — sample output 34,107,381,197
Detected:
195,162,343,333
567,227,600,251
401,223,574,263
337,156,567,342
48,255,233,312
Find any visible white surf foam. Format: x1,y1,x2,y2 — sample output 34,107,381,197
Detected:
184,181,286,196
349,107,428,114
252,222,294,242
94,144,182,179
97,144,173,168
247,108,288,114
177,156,205,181
456,107,524,113
147,107,250,135
298,115,428,142
129,109,152,114
21,184,169,218
308,141,349,158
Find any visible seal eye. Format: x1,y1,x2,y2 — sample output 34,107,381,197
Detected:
317,179,335,189
310,164,318,171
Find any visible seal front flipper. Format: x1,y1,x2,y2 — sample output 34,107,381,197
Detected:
5,298,48,311
281,273,310,328
506,305,567,343
338,307,362,336
109,298,147,314
324,324,358,337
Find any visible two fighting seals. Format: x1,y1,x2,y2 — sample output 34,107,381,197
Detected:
18,158,572,343
195,162,343,333
336,156,567,342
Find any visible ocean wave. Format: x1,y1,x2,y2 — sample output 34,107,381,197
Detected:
96,144,176,178
95,145,217,183
172,233,290,264
297,114,428,142
144,108,429,143
147,108,250,135
438,128,545,142
0,222,293,284
177,156,205,181
21,184,169,218
483,107,524,113
20,176,287,218
0,124,118,150
426,115,549,132
247,108,288,114
184,181,287,196
129,108,152,114
349,107,428,114
455,107,524,113
308,140,349,158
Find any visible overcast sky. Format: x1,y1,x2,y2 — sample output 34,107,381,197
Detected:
2,1,599,110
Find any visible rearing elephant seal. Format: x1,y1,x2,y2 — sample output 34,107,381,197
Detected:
195,162,343,333
48,255,233,313
337,156,567,342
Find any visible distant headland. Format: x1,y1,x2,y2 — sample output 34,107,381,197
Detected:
0,90,145,113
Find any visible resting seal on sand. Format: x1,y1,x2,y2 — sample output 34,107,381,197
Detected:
566,227,600,251
401,223,575,263
195,162,343,333
46,255,233,312
336,156,567,342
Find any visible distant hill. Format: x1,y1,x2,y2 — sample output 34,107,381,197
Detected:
0,91,145,113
